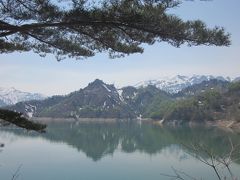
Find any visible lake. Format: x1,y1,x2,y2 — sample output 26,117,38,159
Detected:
0,120,240,180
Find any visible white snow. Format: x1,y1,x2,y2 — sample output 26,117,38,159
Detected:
103,101,107,108
26,112,33,118
102,84,112,92
133,92,137,98
24,104,37,118
0,87,46,106
117,89,124,102
134,75,231,94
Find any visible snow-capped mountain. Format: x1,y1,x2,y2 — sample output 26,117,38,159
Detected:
0,87,46,107
134,75,231,94
5,79,170,118
6,79,137,118
5,77,237,119
233,76,240,82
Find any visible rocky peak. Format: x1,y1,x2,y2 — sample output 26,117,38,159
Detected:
84,79,115,93
88,79,104,86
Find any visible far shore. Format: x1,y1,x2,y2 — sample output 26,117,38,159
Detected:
2,117,238,133
150,118,240,132
205,120,240,133
31,117,152,124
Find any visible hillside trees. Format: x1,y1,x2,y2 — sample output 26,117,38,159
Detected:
149,82,240,123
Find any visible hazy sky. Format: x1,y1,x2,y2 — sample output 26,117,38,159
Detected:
0,0,240,95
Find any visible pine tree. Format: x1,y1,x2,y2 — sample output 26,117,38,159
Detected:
0,0,230,60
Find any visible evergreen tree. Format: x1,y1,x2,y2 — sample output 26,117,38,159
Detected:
0,0,230,60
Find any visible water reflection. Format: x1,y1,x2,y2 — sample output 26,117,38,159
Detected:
1,120,240,162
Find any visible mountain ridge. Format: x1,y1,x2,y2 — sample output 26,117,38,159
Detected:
2,76,240,122
0,87,46,107
5,79,171,118
134,75,232,94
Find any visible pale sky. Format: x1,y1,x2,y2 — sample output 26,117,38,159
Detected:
0,0,240,96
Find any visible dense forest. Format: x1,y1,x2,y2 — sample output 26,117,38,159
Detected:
149,81,240,123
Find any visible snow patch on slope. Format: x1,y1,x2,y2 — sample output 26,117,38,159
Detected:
24,104,37,118
135,75,231,94
117,89,124,102
0,87,46,106
102,84,112,92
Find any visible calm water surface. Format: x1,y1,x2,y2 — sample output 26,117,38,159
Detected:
0,120,240,180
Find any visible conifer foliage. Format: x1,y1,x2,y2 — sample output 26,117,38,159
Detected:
0,0,230,60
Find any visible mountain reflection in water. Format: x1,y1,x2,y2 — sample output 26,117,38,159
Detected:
1,120,240,162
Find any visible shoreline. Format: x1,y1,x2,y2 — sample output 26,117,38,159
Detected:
205,120,240,133
3,117,240,132
31,117,142,123
151,118,240,132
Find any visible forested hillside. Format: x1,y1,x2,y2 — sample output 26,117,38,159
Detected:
149,81,240,123
4,79,240,123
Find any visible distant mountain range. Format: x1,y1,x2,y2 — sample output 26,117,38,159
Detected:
135,75,234,93
1,75,238,107
0,87,46,107
5,79,169,118
2,75,240,123
233,77,240,82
